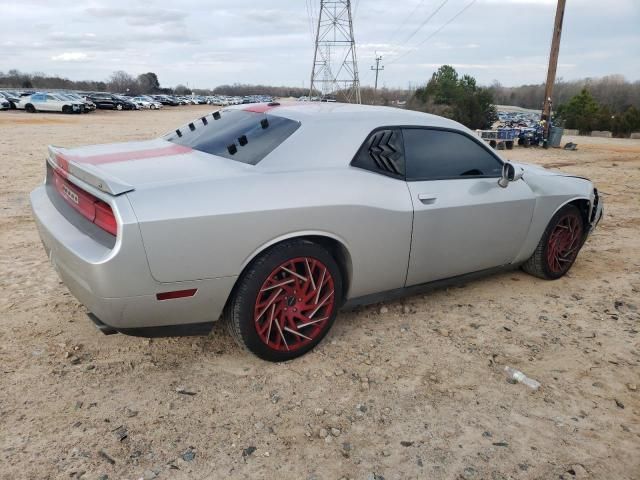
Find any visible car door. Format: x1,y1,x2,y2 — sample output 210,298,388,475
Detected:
403,127,536,286
30,93,46,110
45,95,62,112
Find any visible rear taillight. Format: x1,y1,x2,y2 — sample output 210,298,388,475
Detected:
94,201,118,236
53,171,118,236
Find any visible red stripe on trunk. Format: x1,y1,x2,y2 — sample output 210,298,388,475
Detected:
55,144,192,167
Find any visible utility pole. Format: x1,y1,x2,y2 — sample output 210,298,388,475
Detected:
310,1,361,103
371,55,384,93
541,0,566,148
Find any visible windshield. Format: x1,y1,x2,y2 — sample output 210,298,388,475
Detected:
164,109,300,165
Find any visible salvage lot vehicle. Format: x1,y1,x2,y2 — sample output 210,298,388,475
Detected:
58,92,96,112
87,93,136,110
0,91,20,109
20,93,85,113
30,103,603,361
131,96,163,109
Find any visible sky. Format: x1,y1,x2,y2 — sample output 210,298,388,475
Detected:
1,0,639,90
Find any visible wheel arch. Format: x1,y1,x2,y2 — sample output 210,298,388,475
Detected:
551,196,591,230
515,194,592,264
233,231,353,304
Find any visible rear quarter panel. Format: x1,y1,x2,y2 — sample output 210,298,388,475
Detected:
127,168,413,299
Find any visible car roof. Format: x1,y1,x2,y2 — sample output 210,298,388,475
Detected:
232,102,468,133
222,103,476,170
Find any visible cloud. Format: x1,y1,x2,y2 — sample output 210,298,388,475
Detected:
1,0,638,88
85,7,187,25
51,52,89,62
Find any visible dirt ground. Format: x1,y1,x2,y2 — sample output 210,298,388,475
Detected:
0,106,638,480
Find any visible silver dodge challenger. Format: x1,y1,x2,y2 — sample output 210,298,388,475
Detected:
31,103,603,361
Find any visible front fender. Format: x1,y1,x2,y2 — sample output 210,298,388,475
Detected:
513,174,595,264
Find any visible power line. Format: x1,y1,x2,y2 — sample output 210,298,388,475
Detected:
386,0,429,44
386,0,477,65
305,0,318,46
392,0,450,51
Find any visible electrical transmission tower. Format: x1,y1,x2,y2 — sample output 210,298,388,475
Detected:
310,1,361,104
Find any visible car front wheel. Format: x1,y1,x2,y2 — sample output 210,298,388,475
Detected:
522,204,585,280
224,240,342,361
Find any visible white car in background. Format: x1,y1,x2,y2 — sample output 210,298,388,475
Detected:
20,93,84,114
131,96,163,109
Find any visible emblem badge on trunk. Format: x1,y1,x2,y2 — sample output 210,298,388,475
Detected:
62,184,79,205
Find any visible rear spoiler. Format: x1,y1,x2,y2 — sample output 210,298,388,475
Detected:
47,145,134,195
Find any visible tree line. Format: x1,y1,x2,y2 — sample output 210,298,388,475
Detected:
1,68,638,134
555,88,640,137
0,69,169,95
489,75,640,114
406,65,497,130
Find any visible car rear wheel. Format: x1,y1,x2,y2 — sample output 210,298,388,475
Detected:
224,240,342,361
522,204,585,280
115,103,123,111
25,104,36,113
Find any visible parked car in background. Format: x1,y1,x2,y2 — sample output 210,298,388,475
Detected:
146,96,163,109
58,93,96,112
88,93,136,110
0,97,10,110
30,103,603,361
152,95,179,106
113,95,138,110
20,93,84,113
131,96,163,109
0,91,21,109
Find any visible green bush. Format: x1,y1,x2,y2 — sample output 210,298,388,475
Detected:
408,65,497,130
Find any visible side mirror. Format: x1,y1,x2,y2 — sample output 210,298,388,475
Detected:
498,162,524,188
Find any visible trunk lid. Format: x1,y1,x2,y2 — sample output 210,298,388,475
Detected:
48,139,251,195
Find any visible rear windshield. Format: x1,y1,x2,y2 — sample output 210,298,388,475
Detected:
164,109,301,165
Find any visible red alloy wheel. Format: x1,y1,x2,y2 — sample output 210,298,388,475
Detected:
546,212,583,274
254,257,335,352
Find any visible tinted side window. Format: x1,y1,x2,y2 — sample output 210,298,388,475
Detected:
403,128,502,181
351,128,404,178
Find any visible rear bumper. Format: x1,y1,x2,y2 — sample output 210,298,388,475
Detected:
30,184,236,333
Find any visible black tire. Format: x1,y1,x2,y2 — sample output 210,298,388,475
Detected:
62,105,70,114
25,104,36,113
522,204,585,280
489,140,497,149
506,141,514,150
224,239,343,362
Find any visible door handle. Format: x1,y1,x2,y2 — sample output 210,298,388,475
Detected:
418,193,437,205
